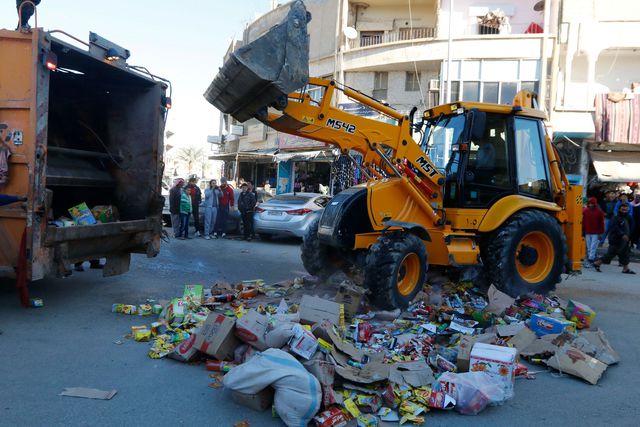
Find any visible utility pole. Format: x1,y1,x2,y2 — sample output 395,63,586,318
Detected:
446,0,454,103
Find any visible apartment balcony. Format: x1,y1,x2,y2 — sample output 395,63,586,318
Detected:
348,27,436,49
342,34,553,72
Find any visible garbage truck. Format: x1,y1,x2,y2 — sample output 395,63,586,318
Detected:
205,1,585,309
0,25,169,285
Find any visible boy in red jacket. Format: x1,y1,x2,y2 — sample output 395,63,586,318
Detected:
583,196,605,266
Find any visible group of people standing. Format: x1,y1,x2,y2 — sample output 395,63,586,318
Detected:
582,191,639,274
169,177,234,240
168,177,258,241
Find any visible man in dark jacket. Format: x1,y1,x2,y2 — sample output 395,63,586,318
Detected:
185,177,202,237
238,183,256,241
16,0,41,30
169,178,184,238
594,203,635,274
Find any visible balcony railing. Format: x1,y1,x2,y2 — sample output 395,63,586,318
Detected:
348,27,436,49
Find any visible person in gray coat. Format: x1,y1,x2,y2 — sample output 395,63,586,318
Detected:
203,179,221,239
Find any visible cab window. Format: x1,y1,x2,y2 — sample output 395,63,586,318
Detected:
514,118,550,200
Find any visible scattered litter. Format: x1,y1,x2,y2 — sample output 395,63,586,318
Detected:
60,387,117,400
30,297,44,308
113,276,618,424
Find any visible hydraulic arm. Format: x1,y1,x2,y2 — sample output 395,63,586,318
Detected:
265,78,445,225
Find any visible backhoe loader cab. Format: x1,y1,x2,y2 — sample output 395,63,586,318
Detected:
206,1,584,309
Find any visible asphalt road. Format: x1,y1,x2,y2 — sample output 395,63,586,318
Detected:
1,235,639,427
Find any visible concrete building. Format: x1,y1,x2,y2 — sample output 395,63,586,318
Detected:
549,0,640,194
213,0,640,195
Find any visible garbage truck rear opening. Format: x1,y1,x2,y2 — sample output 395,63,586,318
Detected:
0,28,168,280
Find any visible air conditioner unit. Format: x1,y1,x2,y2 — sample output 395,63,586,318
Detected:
429,79,440,91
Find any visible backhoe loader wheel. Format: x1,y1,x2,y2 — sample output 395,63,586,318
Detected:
364,233,427,310
486,210,566,297
301,218,337,279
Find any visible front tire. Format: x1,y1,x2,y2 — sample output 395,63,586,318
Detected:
364,233,427,309
485,210,566,297
301,219,338,278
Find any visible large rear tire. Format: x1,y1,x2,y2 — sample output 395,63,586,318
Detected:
301,219,337,278
364,233,427,310
486,210,566,297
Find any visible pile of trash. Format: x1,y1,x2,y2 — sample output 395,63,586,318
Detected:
113,279,619,426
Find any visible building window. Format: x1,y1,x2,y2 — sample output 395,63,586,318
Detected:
462,81,480,102
405,72,421,92
373,72,388,100
521,81,539,95
482,82,499,103
499,82,518,104
443,81,460,103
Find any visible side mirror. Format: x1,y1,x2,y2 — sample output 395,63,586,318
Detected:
463,109,486,142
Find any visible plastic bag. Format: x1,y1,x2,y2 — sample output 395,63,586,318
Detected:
224,348,321,427
436,371,506,415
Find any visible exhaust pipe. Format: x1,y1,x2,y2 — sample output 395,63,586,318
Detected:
204,0,311,123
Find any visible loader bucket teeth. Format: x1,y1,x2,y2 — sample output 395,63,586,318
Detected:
204,0,311,123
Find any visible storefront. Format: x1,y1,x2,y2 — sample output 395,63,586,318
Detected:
275,133,335,195
209,150,276,188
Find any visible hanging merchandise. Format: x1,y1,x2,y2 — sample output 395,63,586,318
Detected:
331,155,354,194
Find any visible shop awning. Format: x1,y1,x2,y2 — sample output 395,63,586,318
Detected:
208,150,276,162
590,150,640,182
275,150,335,162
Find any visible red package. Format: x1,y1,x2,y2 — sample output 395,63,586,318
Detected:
357,322,373,343
313,407,347,427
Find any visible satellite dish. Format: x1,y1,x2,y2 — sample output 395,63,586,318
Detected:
344,26,358,40
534,1,545,12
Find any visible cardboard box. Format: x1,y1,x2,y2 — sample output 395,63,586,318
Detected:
234,309,269,350
456,333,494,372
529,314,575,337
335,282,366,320
68,202,97,225
168,333,201,362
469,343,517,398
194,314,239,360
299,295,342,325
546,345,608,385
231,388,274,412
289,324,318,359
566,300,596,329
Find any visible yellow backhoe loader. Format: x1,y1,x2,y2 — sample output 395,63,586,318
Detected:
205,1,584,309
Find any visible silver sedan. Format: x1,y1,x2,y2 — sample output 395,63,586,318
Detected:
254,192,331,239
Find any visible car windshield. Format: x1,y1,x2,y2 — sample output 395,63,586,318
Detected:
421,113,465,172
266,195,311,205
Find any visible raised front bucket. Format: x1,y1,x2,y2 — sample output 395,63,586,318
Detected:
204,0,311,123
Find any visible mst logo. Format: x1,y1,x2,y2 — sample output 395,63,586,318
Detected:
416,156,439,177
326,118,356,134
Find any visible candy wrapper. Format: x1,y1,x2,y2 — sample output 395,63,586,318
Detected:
313,407,347,427
112,304,137,315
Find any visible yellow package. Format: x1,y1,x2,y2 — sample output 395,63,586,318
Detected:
343,398,361,418
134,329,151,342
132,325,148,334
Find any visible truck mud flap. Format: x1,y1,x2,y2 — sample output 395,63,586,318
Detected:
204,0,311,122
